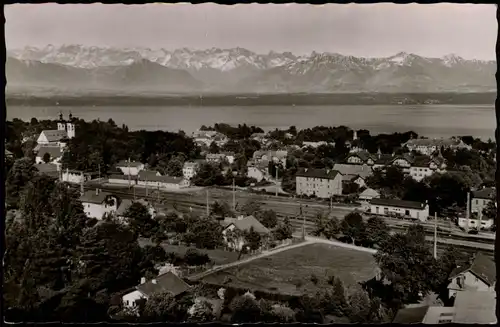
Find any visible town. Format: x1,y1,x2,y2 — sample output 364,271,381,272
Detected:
4,113,497,323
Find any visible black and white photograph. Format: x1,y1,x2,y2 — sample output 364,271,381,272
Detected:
3,3,498,324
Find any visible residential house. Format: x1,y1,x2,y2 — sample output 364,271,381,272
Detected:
61,169,99,184
79,189,119,220
409,156,447,181
471,187,495,214
359,188,380,201
247,165,267,183
116,160,145,176
108,174,135,186
295,168,343,198
447,253,496,299
138,170,162,181
403,137,471,156
394,290,496,324
332,163,373,180
115,199,133,223
36,130,68,146
35,146,64,164
341,174,366,189
369,198,429,221
389,153,415,173
345,151,376,165
222,215,271,251
252,150,288,168
122,272,191,310
182,161,200,180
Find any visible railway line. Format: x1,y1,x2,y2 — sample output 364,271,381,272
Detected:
82,183,495,253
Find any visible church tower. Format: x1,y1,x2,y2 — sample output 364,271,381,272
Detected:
353,130,358,141
66,112,76,139
57,112,66,131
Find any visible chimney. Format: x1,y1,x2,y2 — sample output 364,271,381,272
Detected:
141,277,146,284
152,279,157,284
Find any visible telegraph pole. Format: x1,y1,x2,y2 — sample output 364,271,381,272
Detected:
232,178,236,212
206,189,209,217
275,165,279,197
80,171,84,195
433,212,438,259
98,164,101,182
465,192,470,233
146,175,148,197
128,158,131,189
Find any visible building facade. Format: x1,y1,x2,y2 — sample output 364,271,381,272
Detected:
471,187,495,214
80,189,119,220
369,198,429,221
182,162,200,180
295,168,343,198
116,160,145,176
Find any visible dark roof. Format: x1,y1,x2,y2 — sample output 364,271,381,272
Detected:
136,272,190,297
34,163,60,177
390,153,415,165
370,198,427,210
295,168,341,180
79,190,114,204
37,146,64,158
333,163,372,179
116,160,144,168
139,175,184,184
138,170,161,180
116,199,133,216
450,253,496,286
347,151,375,163
374,154,394,165
392,306,429,324
109,174,133,180
472,187,496,200
40,130,68,142
225,216,270,234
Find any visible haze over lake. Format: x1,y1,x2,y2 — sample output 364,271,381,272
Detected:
8,104,495,140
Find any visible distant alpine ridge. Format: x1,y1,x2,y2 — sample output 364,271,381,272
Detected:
7,45,496,94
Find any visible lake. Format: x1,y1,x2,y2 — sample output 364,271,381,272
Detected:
7,104,495,140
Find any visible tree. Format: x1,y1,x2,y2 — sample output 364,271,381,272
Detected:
347,288,371,323
6,158,37,208
188,219,223,249
374,226,440,306
316,276,349,317
166,156,184,177
42,152,51,163
210,201,233,220
209,141,220,154
192,163,225,186
312,212,338,238
188,299,214,322
340,212,366,245
482,200,496,221
259,209,278,229
363,216,390,248
142,291,193,322
230,295,262,323
184,249,211,266
244,227,262,252
273,217,293,241
241,200,262,216
123,202,156,238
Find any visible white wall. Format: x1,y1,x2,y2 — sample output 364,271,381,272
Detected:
82,200,118,220
222,224,245,251
118,165,144,176
471,198,493,214
122,290,146,308
108,178,132,185
247,167,264,182
296,174,343,198
370,204,429,221
458,217,493,230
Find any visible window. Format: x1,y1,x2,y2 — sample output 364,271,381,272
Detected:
405,210,410,216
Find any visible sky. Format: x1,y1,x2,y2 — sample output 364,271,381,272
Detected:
5,3,497,60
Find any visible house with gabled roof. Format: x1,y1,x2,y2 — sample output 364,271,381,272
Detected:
409,155,447,181
369,198,429,221
122,272,191,310
447,252,496,299
471,187,496,214
137,174,189,190
333,163,373,180
79,189,119,220
359,188,380,201
36,130,68,146
61,169,99,184
295,168,342,198
345,151,376,165
221,215,271,251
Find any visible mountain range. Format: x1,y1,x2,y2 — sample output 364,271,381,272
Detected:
6,45,496,94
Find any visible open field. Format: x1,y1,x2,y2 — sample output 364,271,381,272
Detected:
199,243,378,296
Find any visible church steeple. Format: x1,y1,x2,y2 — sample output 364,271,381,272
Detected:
57,111,66,131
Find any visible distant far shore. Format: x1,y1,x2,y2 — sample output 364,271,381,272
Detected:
5,92,496,107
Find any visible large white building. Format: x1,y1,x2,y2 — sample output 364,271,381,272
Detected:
295,168,343,198
471,187,495,214
369,198,429,221
409,156,447,181
403,137,471,156
61,169,99,184
182,161,200,180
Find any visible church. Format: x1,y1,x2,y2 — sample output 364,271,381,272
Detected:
34,113,76,164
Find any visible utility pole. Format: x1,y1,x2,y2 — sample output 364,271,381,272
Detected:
146,175,148,197
128,158,131,189
98,164,101,182
300,203,306,240
80,171,84,196
433,212,438,259
275,165,279,197
465,192,470,233
232,178,236,212
478,208,482,233
206,189,209,217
